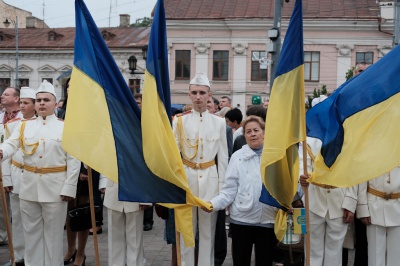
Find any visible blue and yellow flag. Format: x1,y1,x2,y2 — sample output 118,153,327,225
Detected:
141,0,212,247
306,44,400,187
260,0,305,241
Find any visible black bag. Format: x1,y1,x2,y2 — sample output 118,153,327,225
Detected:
68,203,102,232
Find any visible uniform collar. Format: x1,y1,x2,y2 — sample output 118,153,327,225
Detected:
38,114,57,121
191,109,209,116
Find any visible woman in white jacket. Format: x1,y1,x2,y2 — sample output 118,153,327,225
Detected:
203,115,278,265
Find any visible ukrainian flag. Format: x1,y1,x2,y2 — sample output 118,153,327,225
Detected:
141,0,212,247
306,44,400,187
260,0,306,240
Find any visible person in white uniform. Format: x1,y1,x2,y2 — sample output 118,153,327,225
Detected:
172,72,228,266
100,175,148,266
0,80,81,266
300,99,357,266
356,166,400,266
2,87,36,265
0,87,22,245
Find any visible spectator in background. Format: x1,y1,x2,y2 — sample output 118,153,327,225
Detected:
263,101,269,109
134,93,142,109
219,96,232,109
183,104,193,112
225,108,243,142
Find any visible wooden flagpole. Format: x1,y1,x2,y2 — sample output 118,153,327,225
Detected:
87,167,100,266
302,140,311,266
175,213,182,266
0,164,15,265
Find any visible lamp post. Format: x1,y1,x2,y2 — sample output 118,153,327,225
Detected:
127,54,144,74
3,16,19,88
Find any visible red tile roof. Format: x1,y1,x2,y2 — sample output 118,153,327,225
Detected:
164,0,380,20
0,27,150,50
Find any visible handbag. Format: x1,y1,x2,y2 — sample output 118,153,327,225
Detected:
68,179,102,232
68,203,102,232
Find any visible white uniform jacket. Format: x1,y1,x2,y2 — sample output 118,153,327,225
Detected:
173,110,228,200
357,166,400,227
0,115,80,202
306,137,357,219
100,175,141,213
211,144,277,224
2,117,24,193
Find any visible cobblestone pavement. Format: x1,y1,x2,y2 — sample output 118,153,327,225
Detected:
0,208,354,265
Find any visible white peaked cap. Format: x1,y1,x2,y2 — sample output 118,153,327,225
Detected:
20,87,36,99
190,72,210,88
36,80,56,97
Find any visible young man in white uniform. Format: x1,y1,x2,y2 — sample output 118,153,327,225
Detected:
172,72,228,266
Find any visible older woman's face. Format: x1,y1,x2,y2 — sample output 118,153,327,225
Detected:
244,121,264,149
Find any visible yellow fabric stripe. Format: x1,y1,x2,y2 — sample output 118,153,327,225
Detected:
310,92,400,187
62,68,118,182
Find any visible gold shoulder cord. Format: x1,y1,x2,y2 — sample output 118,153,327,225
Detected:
306,144,315,162
177,116,198,160
19,121,39,155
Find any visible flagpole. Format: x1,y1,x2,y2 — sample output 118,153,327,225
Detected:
174,214,182,266
302,140,311,266
87,167,100,266
0,164,15,265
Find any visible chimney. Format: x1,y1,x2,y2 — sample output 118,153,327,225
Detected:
119,14,130,28
26,17,37,28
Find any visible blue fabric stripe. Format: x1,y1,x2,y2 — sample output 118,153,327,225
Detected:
260,185,288,212
75,0,186,203
275,0,304,77
146,0,172,121
306,43,400,167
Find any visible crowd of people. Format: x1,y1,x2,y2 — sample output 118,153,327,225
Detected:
0,63,398,266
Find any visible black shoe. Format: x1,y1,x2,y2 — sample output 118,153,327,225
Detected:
74,255,86,266
143,223,153,231
64,250,77,265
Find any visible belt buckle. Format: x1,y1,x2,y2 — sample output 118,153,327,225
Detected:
384,193,392,200
195,163,200,169
36,167,42,174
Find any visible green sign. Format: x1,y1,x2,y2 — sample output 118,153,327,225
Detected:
252,95,261,105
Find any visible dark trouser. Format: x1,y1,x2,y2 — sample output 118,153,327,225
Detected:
214,210,227,266
354,218,368,266
342,248,348,266
144,206,154,225
231,223,277,266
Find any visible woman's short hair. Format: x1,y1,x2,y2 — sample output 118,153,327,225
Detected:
242,115,265,132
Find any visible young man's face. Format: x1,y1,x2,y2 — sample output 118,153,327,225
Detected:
189,85,210,112
36,93,57,117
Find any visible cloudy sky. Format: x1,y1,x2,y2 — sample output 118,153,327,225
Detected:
6,0,157,28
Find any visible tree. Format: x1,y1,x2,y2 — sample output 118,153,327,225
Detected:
345,67,355,80
131,17,152,27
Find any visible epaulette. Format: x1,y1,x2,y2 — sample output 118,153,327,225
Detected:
175,111,191,117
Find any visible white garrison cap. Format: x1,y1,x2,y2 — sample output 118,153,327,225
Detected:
190,72,210,88
20,87,36,99
36,80,56,98
311,95,328,107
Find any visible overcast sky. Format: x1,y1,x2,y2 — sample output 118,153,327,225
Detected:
6,0,157,28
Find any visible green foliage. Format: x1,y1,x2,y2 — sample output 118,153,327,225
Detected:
308,84,328,110
321,84,327,95
131,17,152,27
346,67,355,80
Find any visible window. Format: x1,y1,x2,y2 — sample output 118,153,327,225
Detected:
42,78,53,84
213,51,229,80
356,52,373,64
0,78,10,94
19,79,29,88
251,51,268,81
129,79,141,94
304,52,320,81
175,50,191,80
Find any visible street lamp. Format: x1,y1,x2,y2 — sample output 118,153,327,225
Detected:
127,55,144,74
3,16,18,88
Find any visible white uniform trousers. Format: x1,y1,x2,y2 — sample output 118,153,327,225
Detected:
180,207,217,266
367,224,400,266
10,193,24,260
108,209,145,266
0,192,10,242
308,211,348,266
20,199,67,266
